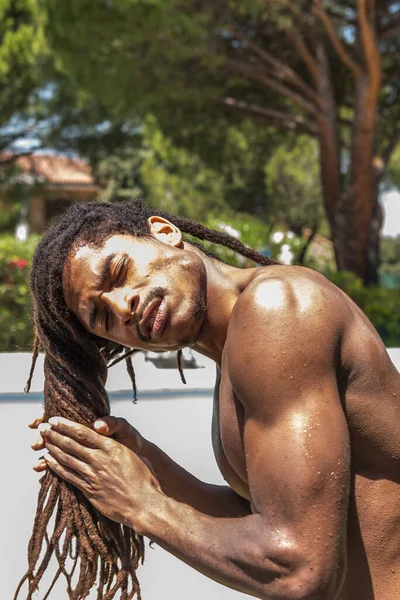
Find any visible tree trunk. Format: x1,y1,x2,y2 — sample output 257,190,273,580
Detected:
333,74,381,285
334,183,381,284
312,43,344,271
314,40,381,286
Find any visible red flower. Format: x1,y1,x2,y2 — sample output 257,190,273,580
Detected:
9,259,29,270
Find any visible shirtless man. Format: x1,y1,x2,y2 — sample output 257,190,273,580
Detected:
32,201,400,599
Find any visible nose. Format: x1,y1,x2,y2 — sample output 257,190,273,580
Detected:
103,288,139,327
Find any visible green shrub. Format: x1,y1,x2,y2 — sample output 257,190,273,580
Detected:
325,270,400,347
0,235,40,352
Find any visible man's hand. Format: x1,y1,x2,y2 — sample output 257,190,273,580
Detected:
38,417,161,529
31,415,146,473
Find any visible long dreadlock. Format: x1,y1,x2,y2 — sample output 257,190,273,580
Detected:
16,200,277,600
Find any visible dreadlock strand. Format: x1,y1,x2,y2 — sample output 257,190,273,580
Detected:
108,347,137,368
160,211,278,267
125,354,137,402
177,349,187,384
25,330,40,393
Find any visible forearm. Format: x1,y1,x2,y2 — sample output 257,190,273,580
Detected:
131,489,321,600
141,440,250,517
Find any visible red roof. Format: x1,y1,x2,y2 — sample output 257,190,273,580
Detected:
6,154,96,186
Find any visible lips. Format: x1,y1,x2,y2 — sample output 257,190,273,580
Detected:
139,296,167,340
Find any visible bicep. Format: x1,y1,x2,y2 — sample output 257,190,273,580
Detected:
243,378,350,544
227,285,350,571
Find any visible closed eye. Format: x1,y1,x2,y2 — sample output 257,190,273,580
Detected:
112,255,129,288
104,306,111,332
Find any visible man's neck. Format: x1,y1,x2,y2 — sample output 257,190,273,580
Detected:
186,245,259,366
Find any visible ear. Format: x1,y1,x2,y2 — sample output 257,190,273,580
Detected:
147,216,182,247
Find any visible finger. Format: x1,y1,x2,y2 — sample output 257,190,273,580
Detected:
94,416,119,436
44,454,86,491
48,417,106,449
29,414,44,429
95,417,142,453
141,456,157,478
33,459,47,472
96,416,132,441
41,427,94,462
46,441,93,480
31,435,45,451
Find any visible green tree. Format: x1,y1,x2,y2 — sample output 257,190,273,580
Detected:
386,142,400,190
265,136,326,234
42,0,400,284
97,116,228,220
380,236,400,277
0,0,47,160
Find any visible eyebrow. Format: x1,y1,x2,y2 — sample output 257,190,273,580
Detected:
88,253,116,330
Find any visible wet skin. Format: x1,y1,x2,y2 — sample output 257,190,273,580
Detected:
35,216,400,599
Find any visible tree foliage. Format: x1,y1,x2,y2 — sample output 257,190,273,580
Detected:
0,0,47,158
97,115,228,220
380,235,400,277
41,0,400,283
265,136,326,234
386,142,400,189
94,115,288,221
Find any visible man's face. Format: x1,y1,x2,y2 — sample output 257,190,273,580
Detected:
63,233,207,352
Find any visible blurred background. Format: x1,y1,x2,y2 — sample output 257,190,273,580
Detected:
1,1,400,597
1,0,400,351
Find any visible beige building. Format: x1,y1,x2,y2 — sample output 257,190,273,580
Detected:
1,153,99,233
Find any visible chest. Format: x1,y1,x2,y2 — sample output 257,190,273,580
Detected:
212,367,250,499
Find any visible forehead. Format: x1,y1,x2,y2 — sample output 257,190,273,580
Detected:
74,234,141,263
71,233,157,273
63,233,156,318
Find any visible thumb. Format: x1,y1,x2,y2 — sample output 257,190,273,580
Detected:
94,415,119,436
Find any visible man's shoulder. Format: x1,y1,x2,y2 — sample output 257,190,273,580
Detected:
225,267,346,396
231,265,341,327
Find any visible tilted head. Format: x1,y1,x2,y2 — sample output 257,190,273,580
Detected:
63,217,208,354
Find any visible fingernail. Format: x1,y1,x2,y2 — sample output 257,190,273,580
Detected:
94,420,106,429
48,417,59,427
38,423,51,433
